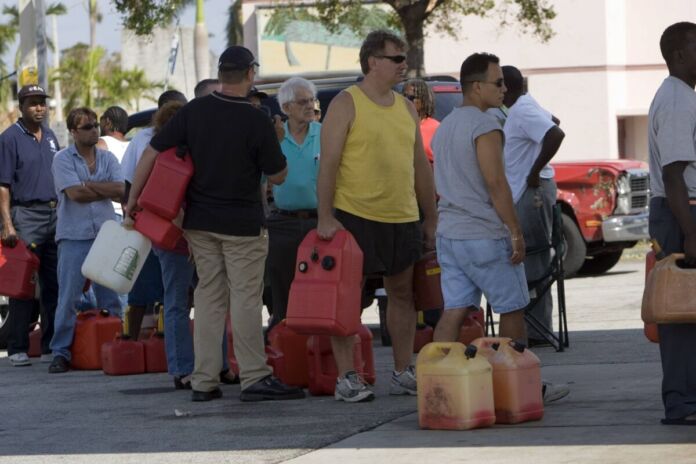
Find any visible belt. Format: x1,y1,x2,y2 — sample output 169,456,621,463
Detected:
276,209,318,219
11,199,57,208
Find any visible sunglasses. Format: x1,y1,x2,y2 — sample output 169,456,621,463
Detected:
77,123,99,131
376,54,407,64
464,78,505,88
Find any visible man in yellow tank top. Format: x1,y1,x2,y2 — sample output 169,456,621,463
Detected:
317,30,438,402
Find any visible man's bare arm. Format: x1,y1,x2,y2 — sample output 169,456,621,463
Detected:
85,181,125,201
528,126,565,187
64,185,105,203
267,166,288,185
124,144,160,219
663,161,696,262
0,186,17,246
476,130,525,264
316,91,354,240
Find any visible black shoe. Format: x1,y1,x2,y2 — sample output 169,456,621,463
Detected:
191,387,223,402
528,338,553,348
48,355,70,374
240,375,306,402
174,375,192,390
219,369,240,385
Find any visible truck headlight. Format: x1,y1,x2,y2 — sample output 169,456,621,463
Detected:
616,174,630,195
615,195,631,215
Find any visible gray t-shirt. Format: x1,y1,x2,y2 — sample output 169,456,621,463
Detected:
433,106,509,240
648,76,696,198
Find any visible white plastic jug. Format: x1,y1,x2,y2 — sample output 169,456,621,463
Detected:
82,220,152,294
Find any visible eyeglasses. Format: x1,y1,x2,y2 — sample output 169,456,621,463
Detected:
375,54,407,64
77,123,99,131
293,97,316,106
404,94,417,101
464,78,505,88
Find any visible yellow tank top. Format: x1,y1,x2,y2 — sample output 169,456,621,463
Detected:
334,85,419,223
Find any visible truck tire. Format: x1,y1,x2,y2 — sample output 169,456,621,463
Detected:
579,250,623,275
561,213,586,278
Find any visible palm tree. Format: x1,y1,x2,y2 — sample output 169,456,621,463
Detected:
193,0,209,81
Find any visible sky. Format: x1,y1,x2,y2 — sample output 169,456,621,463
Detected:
1,0,232,68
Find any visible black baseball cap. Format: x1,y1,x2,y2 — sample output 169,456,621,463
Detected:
248,87,268,99
218,46,259,71
18,84,50,101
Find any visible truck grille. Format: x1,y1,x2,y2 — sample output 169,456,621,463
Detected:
627,171,649,213
630,176,649,192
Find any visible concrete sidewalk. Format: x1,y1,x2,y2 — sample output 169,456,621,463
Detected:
2,259,694,464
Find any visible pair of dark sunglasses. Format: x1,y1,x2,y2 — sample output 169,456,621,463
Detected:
464,78,505,88
376,54,407,64
77,123,99,131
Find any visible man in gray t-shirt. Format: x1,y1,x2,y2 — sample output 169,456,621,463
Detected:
647,22,696,425
432,52,529,344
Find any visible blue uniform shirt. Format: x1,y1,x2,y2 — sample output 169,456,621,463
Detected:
0,120,60,202
273,121,321,210
52,146,123,242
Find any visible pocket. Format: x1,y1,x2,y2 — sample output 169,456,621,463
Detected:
464,238,507,267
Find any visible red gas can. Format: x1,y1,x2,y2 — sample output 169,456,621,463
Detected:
225,325,287,380
101,336,146,375
458,316,484,345
137,146,193,220
71,309,122,370
413,325,434,353
306,335,363,396
286,230,363,337
268,320,310,387
143,333,168,373
356,324,376,385
133,209,183,250
0,240,39,299
413,251,444,312
28,324,42,358
644,251,659,343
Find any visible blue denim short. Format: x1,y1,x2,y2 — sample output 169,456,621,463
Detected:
436,236,529,314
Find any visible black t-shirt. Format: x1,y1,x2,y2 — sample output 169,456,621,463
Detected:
150,92,286,236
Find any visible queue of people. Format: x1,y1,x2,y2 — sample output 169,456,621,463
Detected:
7,23,696,425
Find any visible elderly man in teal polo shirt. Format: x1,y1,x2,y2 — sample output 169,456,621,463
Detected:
267,77,321,328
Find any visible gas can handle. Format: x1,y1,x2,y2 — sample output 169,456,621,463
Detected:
175,145,188,160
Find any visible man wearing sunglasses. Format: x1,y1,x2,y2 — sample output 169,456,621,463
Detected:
318,30,438,402
499,65,565,347
0,85,61,367
48,107,125,373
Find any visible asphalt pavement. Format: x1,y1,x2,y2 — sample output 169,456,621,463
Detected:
2,258,695,464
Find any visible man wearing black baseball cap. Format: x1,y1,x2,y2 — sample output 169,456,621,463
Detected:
0,84,60,367
125,46,303,403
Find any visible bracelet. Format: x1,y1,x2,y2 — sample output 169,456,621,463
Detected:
511,236,522,241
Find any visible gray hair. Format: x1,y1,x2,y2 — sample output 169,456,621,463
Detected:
277,77,317,113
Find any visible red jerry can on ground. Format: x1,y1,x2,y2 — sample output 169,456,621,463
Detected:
356,324,376,385
226,322,286,379
307,335,364,396
143,333,168,373
0,240,39,299
413,325,434,353
268,320,310,387
133,209,183,251
101,336,146,375
286,230,363,337
71,309,122,370
413,251,444,312
28,323,42,358
137,146,193,220
644,251,659,343
458,316,485,345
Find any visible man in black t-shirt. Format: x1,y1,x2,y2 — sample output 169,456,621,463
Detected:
125,46,304,403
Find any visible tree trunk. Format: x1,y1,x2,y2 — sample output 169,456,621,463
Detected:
194,0,210,82
88,0,97,50
399,9,426,77
226,0,244,47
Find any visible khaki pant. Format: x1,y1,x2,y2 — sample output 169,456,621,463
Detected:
184,229,272,391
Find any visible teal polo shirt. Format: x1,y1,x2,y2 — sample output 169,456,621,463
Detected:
273,121,320,210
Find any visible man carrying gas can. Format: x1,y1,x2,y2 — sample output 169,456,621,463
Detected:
317,30,438,402
0,85,60,367
125,46,304,403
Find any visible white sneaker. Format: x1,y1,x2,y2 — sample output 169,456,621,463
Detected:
390,365,417,396
40,354,53,364
9,352,31,367
334,371,375,403
542,381,570,404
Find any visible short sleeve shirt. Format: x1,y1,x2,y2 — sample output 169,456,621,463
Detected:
503,94,556,203
149,92,287,236
433,106,509,240
0,121,60,202
52,146,123,242
648,76,696,197
273,121,320,210
121,127,154,183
